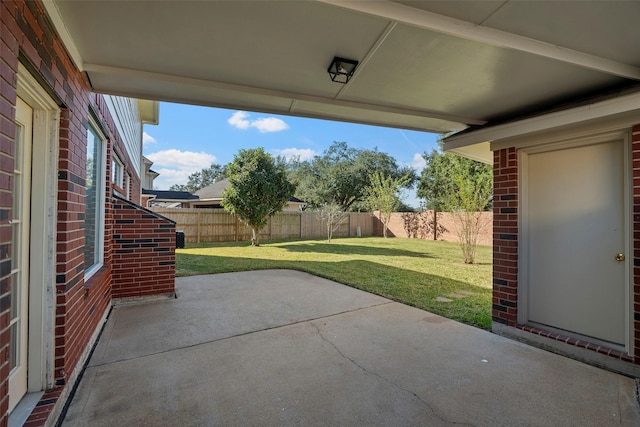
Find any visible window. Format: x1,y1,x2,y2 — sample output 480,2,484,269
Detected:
85,118,106,278
112,153,124,187
112,153,125,197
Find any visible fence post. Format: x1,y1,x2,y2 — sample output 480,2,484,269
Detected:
235,215,239,241
197,211,201,244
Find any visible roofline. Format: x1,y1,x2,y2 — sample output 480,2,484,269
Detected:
138,99,159,125
444,89,640,150
149,199,197,203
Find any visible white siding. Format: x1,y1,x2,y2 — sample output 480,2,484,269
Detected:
104,95,142,177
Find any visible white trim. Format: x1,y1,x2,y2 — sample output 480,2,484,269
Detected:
137,100,159,125
517,130,632,353
112,153,125,190
83,63,484,127
40,0,83,70
517,149,528,326
625,133,632,352
445,91,640,150
16,63,60,395
319,0,640,80
447,141,493,164
85,116,107,279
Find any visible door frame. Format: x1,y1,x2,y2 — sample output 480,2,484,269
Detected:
518,129,631,352
15,63,60,395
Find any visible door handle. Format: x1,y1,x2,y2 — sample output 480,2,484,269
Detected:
615,253,625,262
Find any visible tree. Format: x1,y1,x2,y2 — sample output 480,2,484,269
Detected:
417,149,455,212
169,164,227,192
418,146,492,263
318,203,349,242
446,159,492,264
289,141,416,211
222,148,295,246
364,171,411,238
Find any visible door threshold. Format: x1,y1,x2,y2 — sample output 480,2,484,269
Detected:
8,391,44,427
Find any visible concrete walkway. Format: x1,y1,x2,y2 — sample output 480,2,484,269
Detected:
62,270,639,426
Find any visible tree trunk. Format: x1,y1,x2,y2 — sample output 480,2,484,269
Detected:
433,210,437,241
251,227,259,246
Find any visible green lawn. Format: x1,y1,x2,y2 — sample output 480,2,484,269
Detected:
176,237,493,330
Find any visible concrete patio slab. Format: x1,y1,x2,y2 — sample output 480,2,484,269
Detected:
61,270,640,426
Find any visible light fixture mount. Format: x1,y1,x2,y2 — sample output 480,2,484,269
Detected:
327,56,359,84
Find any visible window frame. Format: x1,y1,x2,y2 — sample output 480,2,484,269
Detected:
85,115,107,279
112,152,126,197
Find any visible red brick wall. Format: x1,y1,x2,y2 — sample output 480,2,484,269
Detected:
0,1,158,425
632,125,640,361
492,148,518,326
375,211,493,246
0,5,15,419
112,196,176,299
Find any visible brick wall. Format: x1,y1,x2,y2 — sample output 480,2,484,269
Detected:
112,196,176,299
491,148,518,327
633,125,640,361
375,211,493,246
0,0,15,417
0,1,167,425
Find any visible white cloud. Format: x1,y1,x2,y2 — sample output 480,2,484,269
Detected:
251,117,289,133
227,111,251,130
146,149,216,189
228,111,289,133
146,149,216,170
143,132,157,144
151,168,193,190
273,147,316,162
410,152,426,172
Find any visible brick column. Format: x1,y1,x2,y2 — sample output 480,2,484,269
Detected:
111,196,176,299
492,148,518,327
632,125,640,361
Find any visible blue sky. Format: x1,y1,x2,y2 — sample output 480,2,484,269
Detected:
142,102,441,208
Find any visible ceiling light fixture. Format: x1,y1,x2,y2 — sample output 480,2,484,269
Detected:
327,56,359,84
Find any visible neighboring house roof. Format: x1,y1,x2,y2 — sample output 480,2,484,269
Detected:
194,179,305,204
142,189,199,201
289,196,306,204
194,179,230,200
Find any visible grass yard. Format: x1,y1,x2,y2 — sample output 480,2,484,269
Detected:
176,237,493,329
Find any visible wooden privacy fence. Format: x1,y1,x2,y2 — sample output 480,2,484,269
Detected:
151,208,374,244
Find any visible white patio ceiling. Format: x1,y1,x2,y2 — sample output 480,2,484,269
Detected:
44,1,640,162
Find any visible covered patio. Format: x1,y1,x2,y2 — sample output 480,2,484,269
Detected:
61,271,639,426
4,1,640,425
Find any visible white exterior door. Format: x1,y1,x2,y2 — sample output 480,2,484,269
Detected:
9,98,33,412
525,138,627,346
